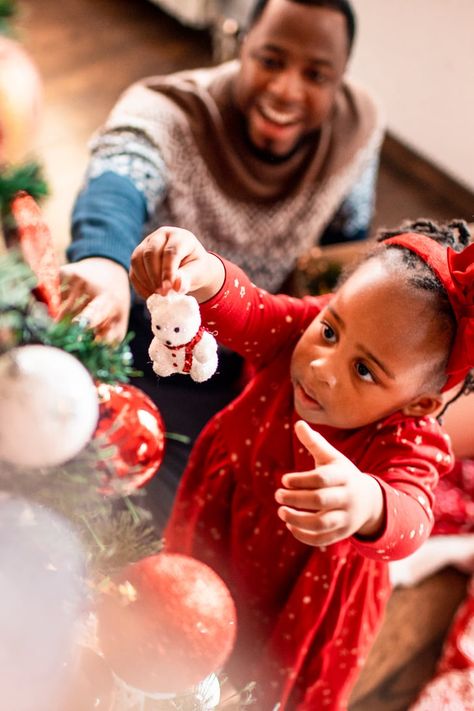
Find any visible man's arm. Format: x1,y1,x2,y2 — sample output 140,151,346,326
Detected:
61,129,168,341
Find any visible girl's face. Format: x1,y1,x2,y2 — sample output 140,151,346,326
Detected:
290,259,448,429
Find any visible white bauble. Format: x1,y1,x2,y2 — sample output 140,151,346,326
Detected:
0,345,99,467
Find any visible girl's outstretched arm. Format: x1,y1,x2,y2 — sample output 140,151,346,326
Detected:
129,225,225,302
275,420,385,547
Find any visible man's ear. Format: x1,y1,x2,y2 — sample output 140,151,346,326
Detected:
402,393,444,418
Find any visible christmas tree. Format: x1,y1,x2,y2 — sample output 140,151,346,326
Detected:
0,4,251,709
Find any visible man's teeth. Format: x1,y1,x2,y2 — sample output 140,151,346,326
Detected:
260,105,299,125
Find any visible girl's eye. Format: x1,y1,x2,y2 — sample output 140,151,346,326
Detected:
322,323,336,343
355,361,375,383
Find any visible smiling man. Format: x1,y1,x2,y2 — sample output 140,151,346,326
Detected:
235,0,352,159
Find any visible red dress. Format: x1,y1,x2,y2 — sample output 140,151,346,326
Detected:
164,260,453,710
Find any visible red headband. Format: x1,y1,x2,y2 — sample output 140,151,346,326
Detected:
384,232,474,392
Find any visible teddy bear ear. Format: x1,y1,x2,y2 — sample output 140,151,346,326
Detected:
146,293,161,311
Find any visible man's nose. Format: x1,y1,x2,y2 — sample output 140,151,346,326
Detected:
268,68,304,102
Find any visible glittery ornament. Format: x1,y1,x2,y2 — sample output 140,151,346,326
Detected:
96,553,237,694
11,192,61,317
94,383,165,495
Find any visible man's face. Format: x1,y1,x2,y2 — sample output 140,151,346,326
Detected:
234,0,349,158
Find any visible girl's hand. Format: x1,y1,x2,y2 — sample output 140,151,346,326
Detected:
130,226,224,302
275,420,385,547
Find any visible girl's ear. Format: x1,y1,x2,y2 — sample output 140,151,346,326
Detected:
402,393,444,418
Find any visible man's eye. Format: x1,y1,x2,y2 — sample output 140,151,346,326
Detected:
322,323,336,342
306,69,327,84
356,362,375,383
259,55,281,71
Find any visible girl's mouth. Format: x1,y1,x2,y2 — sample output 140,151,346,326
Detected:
294,382,323,411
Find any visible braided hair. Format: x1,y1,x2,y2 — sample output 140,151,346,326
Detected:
377,219,474,412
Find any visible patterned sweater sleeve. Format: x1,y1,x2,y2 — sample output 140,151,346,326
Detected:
200,256,325,369
351,413,454,561
67,127,169,270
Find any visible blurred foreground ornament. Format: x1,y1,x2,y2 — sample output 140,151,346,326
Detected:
94,382,165,495
0,34,42,164
0,496,86,711
0,344,99,467
96,553,237,694
59,646,115,711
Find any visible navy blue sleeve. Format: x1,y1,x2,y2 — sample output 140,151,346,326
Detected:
67,171,148,271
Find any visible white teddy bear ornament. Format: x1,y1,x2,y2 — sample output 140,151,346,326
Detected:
146,291,218,383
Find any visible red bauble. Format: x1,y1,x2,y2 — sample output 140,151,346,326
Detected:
94,383,165,495
96,553,237,694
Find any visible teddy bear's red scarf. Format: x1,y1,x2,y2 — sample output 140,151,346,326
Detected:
164,326,205,373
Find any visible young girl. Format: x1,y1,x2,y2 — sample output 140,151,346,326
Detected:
130,219,474,710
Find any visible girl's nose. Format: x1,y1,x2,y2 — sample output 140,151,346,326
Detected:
310,357,338,388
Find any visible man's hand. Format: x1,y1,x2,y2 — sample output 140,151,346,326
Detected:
59,257,131,343
275,420,385,546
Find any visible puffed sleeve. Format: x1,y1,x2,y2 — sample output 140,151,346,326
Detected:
200,256,329,370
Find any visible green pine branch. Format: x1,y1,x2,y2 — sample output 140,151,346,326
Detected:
0,162,49,232
0,439,162,580
0,251,140,382
40,317,140,383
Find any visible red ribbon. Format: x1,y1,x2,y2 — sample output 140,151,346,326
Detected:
384,233,474,391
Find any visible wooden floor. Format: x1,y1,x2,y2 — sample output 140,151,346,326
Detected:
17,0,471,708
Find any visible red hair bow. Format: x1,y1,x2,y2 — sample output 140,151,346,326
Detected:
384,233,474,391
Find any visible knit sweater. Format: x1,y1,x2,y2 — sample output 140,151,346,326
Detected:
69,61,384,292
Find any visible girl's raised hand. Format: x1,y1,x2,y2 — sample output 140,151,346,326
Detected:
129,226,224,302
275,421,385,547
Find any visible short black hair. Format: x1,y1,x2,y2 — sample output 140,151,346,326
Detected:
247,0,356,55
